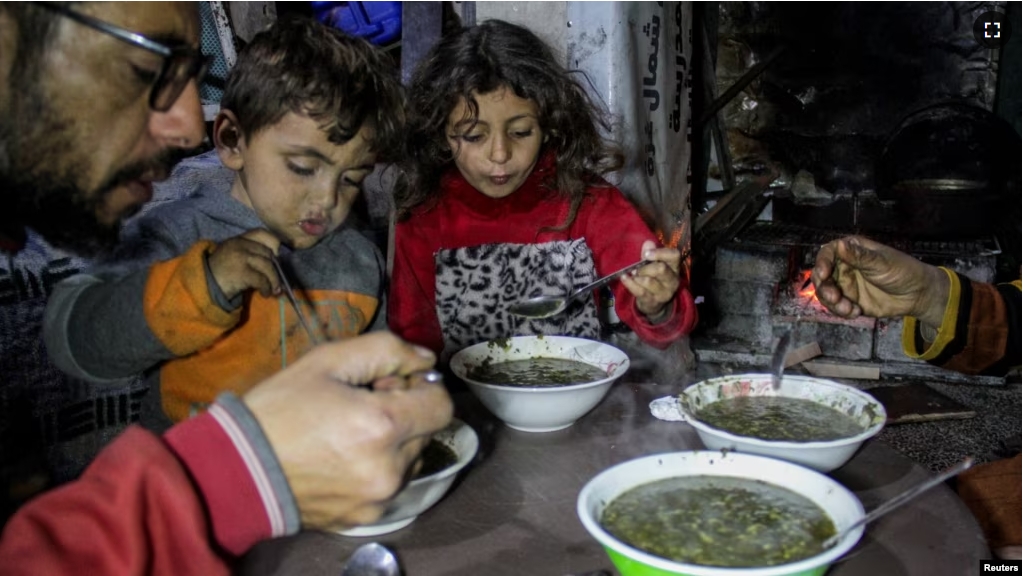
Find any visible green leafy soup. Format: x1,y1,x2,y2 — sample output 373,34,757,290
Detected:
696,396,865,442
467,357,607,387
600,476,836,567
412,439,458,479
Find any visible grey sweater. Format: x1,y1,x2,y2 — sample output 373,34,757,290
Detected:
45,174,386,428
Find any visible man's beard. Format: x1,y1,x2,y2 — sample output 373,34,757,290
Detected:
5,149,189,256
0,88,190,257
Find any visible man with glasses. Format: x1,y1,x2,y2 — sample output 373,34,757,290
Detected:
0,2,210,514
0,4,452,574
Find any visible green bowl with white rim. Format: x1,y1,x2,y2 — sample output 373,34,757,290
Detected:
678,374,886,472
577,451,865,576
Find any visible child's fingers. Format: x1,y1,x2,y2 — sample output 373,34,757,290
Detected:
641,246,681,275
249,253,281,297
621,274,672,304
209,238,278,299
630,262,680,299
243,228,283,255
624,273,678,302
632,260,673,280
622,275,674,317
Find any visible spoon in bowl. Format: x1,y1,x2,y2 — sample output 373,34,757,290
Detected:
341,542,400,576
769,329,793,390
822,457,974,549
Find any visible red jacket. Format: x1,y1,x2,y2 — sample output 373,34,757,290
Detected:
390,155,698,356
0,394,298,575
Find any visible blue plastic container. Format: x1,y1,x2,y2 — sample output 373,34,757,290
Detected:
312,1,402,46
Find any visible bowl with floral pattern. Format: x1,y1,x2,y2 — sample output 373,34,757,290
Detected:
677,373,886,472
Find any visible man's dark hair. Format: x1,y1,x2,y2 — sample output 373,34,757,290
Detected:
221,16,405,156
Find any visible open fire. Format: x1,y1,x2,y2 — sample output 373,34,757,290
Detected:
656,225,685,249
657,224,692,275
796,269,819,304
692,221,1002,384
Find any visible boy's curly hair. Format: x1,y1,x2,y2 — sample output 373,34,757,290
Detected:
396,19,623,224
222,16,404,157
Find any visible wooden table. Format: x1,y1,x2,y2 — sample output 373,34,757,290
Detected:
240,382,990,576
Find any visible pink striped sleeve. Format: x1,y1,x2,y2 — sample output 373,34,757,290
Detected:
164,394,300,556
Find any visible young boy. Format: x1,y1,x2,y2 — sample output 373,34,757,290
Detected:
43,17,404,428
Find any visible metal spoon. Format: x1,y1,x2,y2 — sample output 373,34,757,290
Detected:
822,457,975,549
769,329,793,390
341,542,400,576
507,260,652,319
270,255,322,344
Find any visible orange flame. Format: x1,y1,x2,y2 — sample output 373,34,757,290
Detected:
656,224,686,250
797,269,818,303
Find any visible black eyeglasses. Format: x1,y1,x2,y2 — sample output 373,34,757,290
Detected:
33,2,210,112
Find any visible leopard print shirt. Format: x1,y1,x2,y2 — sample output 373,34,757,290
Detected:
435,238,600,358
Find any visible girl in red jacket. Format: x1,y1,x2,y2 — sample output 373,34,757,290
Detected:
389,19,698,360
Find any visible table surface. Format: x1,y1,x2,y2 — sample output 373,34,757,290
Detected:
240,382,989,576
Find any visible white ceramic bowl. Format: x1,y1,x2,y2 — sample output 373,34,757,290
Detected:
577,451,865,576
449,336,629,432
678,373,886,472
339,417,479,537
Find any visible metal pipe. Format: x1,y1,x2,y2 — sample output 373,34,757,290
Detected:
700,20,736,191
696,45,786,127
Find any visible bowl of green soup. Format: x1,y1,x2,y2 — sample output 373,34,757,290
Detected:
678,374,886,472
450,336,629,432
577,451,865,576
339,417,478,537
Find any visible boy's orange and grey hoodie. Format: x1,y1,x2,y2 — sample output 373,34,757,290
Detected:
44,170,386,427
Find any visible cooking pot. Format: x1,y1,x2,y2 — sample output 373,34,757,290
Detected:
876,102,1018,239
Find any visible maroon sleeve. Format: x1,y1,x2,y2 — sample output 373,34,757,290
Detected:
0,395,297,576
578,187,698,349
0,426,232,576
389,217,445,354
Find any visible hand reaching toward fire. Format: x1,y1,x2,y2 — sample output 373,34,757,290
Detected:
622,240,681,321
811,236,950,330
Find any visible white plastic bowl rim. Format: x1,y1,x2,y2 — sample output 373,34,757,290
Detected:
577,450,866,576
678,373,886,449
450,335,630,391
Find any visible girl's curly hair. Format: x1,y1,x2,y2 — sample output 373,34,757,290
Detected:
396,19,623,225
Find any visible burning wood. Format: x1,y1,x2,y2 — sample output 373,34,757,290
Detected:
656,224,686,250
656,224,691,274
796,269,819,303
